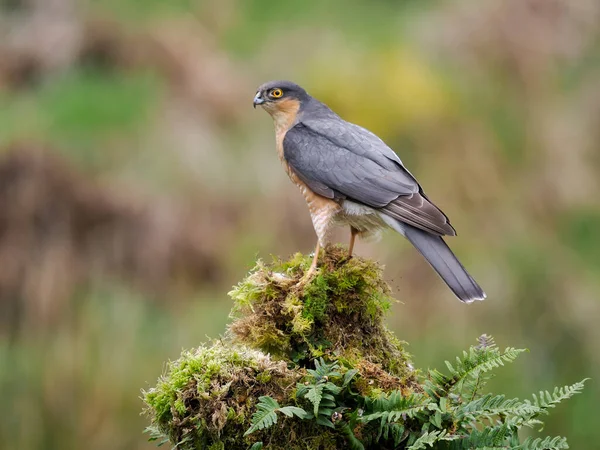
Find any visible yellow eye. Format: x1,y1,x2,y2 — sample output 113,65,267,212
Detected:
270,88,283,98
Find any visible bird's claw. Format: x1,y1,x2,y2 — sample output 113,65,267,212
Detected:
295,267,318,290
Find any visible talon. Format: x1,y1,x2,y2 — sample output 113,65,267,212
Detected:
296,268,317,288
296,242,321,288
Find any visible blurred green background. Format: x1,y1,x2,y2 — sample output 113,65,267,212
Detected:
0,0,599,448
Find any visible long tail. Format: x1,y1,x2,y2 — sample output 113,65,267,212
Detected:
381,215,486,303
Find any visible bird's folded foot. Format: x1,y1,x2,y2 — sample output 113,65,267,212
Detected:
295,270,316,290
295,261,318,289
294,242,321,289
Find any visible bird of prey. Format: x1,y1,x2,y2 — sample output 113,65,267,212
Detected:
253,80,485,303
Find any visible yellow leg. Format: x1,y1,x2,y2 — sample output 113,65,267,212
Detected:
297,241,320,287
348,227,358,257
306,241,321,278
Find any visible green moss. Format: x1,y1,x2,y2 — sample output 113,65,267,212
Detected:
143,343,306,450
255,372,272,384
302,273,330,322
208,442,224,450
229,245,413,379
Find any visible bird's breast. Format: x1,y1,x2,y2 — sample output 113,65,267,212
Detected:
270,104,340,243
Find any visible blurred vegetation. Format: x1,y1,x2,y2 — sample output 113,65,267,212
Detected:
0,0,598,449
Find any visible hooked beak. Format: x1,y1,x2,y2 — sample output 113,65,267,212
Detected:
253,92,265,108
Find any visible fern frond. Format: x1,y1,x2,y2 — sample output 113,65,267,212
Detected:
457,379,587,435
446,424,513,449
361,391,431,443
339,422,366,450
382,423,406,447
143,425,169,446
458,394,538,423
517,435,568,450
361,391,432,424
423,369,451,399
315,415,335,428
530,379,588,410
244,396,280,436
427,344,526,400
304,382,325,416
453,347,525,396
307,358,341,379
407,430,456,449
342,369,359,388
323,381,342,395
244,396,308,437
278,406,308,419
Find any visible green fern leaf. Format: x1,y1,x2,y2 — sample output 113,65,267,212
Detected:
429,344,526,400
244,396,280,436
323,381,342,395
339,422,366,450
459,393,540,425
446,425,513,449
383,423,406,447
308,358,341,379
518,435,569,450
244,397,309,437
277,406,308,419
361,391,432,425
456,347,525,397
530,379,588,410
430,409,443,428
407,430,456,449
316,415,335,429
305,381,325,416
342,369,359,388
249,443,263,450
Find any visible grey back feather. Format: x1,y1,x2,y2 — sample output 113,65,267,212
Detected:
284,104,455,235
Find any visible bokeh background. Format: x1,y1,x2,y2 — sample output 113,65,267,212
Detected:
0,0,599,448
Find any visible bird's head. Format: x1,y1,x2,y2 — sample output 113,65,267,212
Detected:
253,80,309,120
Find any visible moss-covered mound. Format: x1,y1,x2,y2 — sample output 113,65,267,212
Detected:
143,249,588,450
143,247,419,450
228,245,413,379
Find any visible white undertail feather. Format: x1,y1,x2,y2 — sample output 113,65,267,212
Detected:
334,200,386,241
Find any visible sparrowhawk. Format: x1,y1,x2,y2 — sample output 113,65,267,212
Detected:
253,80,485,303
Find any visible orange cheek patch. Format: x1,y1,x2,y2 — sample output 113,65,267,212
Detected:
267,98,301,136
273,98,301,116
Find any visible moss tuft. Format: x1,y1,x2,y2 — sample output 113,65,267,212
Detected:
229,245,414,380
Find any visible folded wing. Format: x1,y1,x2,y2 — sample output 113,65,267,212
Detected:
283,119,456,236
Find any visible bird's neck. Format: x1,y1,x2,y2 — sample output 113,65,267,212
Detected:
266,99,301,134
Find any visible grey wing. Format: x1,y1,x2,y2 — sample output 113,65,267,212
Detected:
283,120,456,236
